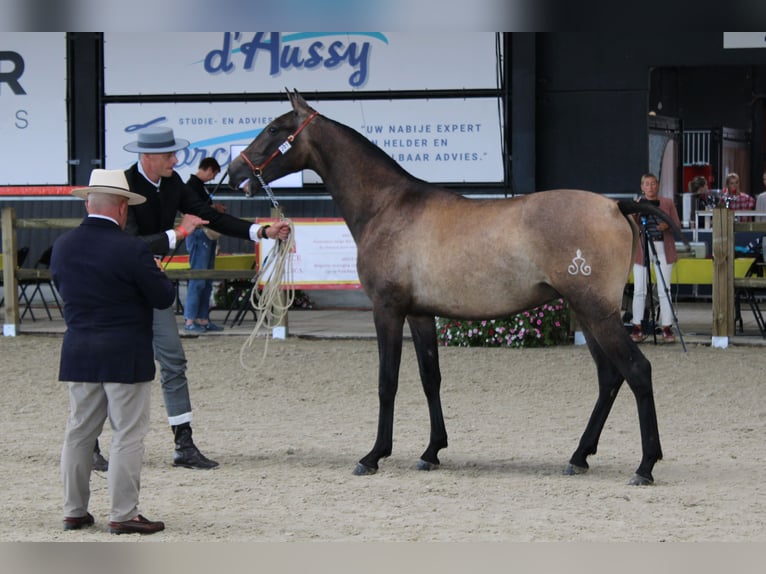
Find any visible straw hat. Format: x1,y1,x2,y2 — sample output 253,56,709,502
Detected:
71,169,146,205
123,126,190,153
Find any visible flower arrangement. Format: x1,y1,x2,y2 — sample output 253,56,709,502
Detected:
436,299,571,348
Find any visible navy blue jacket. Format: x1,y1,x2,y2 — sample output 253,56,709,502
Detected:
51,217,176,383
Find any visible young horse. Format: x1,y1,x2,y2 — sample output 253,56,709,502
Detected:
229,90,676,486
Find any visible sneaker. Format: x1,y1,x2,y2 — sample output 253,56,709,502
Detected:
201,321,224,332
662,326,676,343
183,323,206,333
630,325,646,343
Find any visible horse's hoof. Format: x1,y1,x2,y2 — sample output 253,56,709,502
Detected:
352,462,377,476
563,463,588,476
628,473,654,486
416,459,439,471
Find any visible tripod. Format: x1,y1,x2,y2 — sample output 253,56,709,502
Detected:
639,216,687,352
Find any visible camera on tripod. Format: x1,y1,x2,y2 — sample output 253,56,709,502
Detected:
638,198,663,241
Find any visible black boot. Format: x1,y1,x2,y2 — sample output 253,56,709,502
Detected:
172,423,219,469
92,439,109,472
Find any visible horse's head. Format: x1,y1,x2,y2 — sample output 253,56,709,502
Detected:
227,89,318,194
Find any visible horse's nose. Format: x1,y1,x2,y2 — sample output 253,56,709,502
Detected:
226,157,247,189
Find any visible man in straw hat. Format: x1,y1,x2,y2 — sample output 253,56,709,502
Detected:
122,126,291,470
52,169,173,534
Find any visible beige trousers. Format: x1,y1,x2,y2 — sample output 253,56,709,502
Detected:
61,380,151,523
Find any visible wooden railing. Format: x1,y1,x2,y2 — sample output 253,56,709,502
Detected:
711,207,766,345
1,207,257,335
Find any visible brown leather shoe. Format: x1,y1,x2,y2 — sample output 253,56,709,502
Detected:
629,324,646,343
109,514,165,535
63,512,94,531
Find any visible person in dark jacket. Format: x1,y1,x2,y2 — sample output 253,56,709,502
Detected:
53,169,174,535
183,157,225,333
122,126,290,469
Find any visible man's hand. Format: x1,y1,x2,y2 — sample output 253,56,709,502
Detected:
266,220,292,241
179,213,209,235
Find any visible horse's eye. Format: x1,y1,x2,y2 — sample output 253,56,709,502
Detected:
268,127,277,134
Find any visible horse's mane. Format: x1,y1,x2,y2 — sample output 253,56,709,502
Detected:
321,114,431,185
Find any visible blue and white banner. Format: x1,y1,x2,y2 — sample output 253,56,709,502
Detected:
105,97,504,184
103,32,500,94
0,32,67,185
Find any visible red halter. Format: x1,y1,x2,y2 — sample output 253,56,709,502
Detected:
239,111,319,176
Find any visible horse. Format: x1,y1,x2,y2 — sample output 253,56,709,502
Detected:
229,89,678,486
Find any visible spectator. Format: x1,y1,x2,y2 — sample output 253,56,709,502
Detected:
721,172,755,222
184,157,225,333
630,173,682,343
755,170,766,222
53,169,174,535
688,175,710,225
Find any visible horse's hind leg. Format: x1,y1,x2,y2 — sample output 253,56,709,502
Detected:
353,310,406,476
565,321,625,475
407,315,448,470
569,315,663,485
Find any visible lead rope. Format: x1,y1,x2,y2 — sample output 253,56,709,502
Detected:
239,172,296,370
235,110,319,369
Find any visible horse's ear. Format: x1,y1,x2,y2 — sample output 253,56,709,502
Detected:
286,88,311,113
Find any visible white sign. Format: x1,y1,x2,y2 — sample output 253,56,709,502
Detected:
258,219,360,289
0,33,67,185
103,32,500,94
723,32,766,49
105,97,504,183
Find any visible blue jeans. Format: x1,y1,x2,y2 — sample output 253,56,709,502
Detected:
184,228,216,322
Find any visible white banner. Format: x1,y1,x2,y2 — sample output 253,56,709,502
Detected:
723,32,766,49
103,32,500,94
105,97,504,183
257,219,361,289
0,33,67,185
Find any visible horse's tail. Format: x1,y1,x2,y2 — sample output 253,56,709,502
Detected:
616,199,687,243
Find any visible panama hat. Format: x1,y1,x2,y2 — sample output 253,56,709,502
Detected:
71,169,146,205
123,126,190,153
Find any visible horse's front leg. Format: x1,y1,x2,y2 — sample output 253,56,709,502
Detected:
408,315,448,471
353,310,405,476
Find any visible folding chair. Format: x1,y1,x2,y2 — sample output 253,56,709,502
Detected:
19,246,63,321
735,254,765,338
0,247,30,309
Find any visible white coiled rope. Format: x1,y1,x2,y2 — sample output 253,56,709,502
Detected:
239,219,296,370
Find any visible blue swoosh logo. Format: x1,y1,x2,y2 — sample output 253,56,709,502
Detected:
188,129,263,148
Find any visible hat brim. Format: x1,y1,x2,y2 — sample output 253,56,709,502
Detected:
123,138,190,153
72,186,146,206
